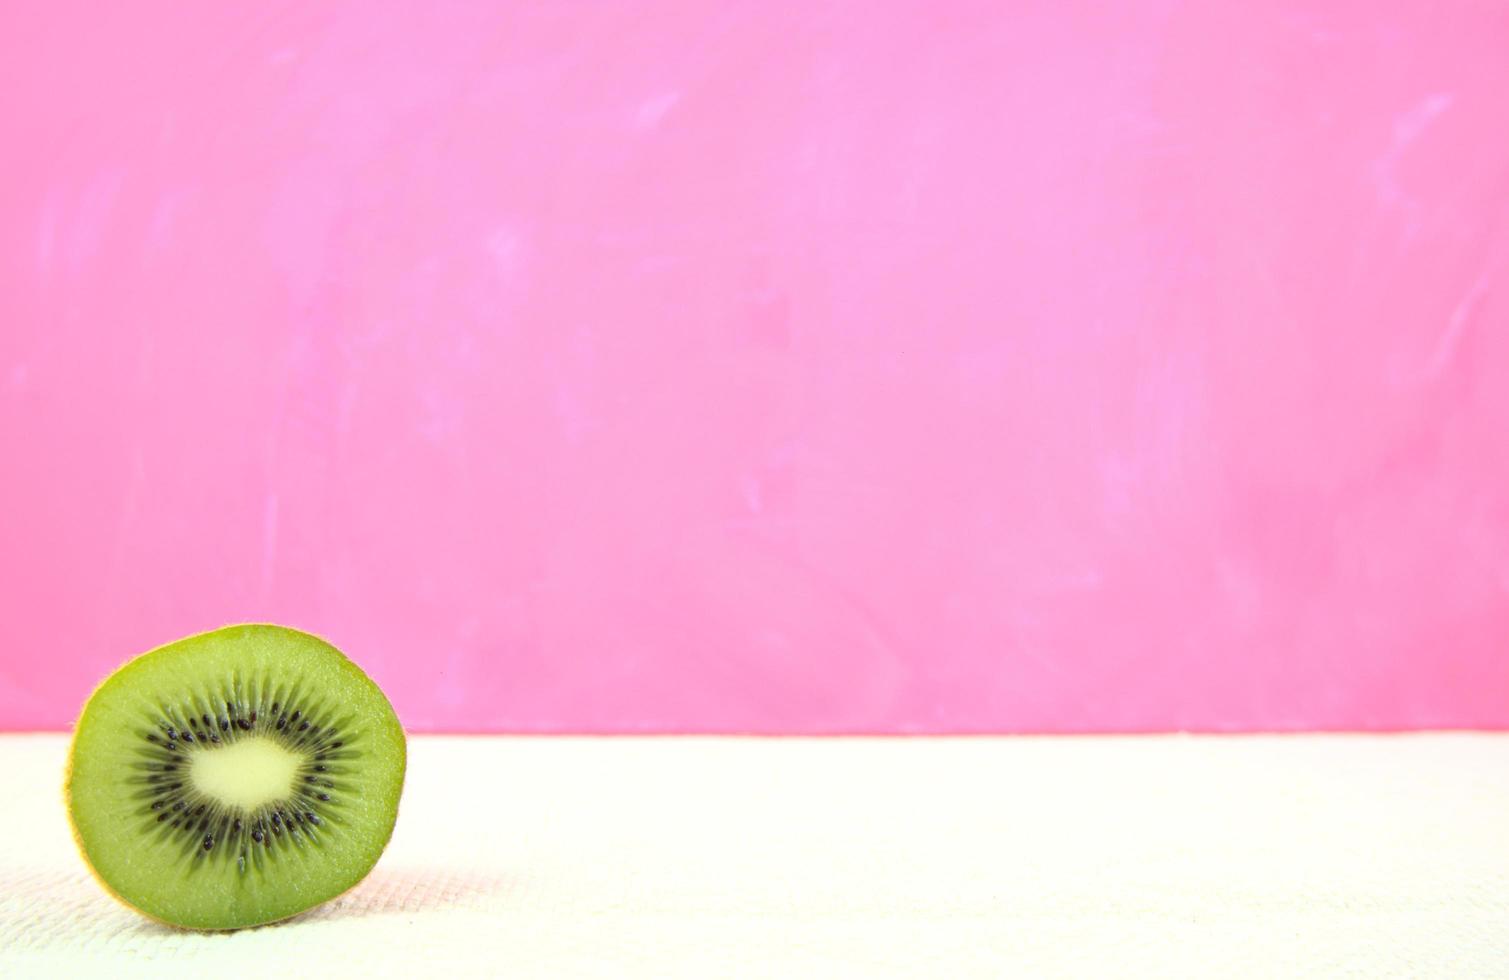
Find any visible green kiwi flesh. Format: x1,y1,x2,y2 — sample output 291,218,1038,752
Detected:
67,625,406,930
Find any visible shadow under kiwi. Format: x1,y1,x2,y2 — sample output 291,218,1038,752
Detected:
0,864,511,940
283,866,514,924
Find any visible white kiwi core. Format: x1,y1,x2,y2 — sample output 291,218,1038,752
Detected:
189,737,304,810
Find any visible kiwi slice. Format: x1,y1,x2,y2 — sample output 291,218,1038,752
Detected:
66,624,406,930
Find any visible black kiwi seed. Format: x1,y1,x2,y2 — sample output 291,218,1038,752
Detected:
145,733,158,743
299,721,310,731
172,802,186,811
291,711,301,722
182,731,194,743
251,829,264,843
157,813,170,822
330,741,343,749
165,727,178,740
233,819,242,832
219,717,229,731
317,793,331,802
237,719,252,730
201,715,212,727
203,836,214,851
314,765,327,772
306,812,320,825
249,712,257,723
168,783,182,790
277,717,287,730
151,801,165,810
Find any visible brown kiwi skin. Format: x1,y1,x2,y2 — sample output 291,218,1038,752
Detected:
64,622,406,931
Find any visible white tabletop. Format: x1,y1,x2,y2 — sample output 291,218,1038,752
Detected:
3,733,1507,978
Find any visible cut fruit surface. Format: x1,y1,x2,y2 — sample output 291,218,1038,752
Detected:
66,624,406,930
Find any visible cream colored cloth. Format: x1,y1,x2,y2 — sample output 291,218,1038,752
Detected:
3,734,1507,978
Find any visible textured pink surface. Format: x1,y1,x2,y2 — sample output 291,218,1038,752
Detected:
3,4,1508,732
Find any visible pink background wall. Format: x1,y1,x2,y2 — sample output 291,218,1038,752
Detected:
3,3,1508,732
